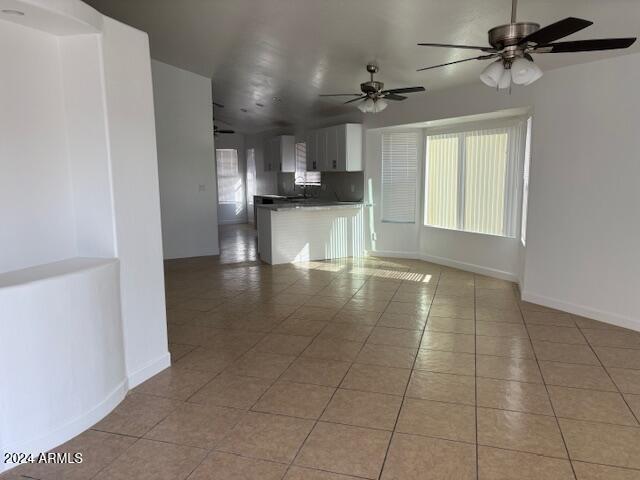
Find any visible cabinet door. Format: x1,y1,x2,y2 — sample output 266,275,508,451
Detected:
275,138,283,172
317,129,327,171
325,126,339,171
335,125,347,171
263,139,272,172
344,124,363,171
306,132,318,171
280,136,296,172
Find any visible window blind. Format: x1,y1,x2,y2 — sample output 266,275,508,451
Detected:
382,131,420,223
425,120,527,237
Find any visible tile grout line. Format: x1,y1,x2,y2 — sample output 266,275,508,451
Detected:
474,275,479,480
375,268,442,480
573,323,640,426
278,270,394,478
516,290,578,480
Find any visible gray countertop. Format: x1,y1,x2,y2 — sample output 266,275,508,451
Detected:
256,201,369,212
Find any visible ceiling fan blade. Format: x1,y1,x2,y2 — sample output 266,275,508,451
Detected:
319,93,362,97
418,42,496,53
217,129,235,134
213,101,225,108
385,94,408,101
534,37,636,53
519,17,593,45
344,95,367,104
382,86,425,95
417,54,496,72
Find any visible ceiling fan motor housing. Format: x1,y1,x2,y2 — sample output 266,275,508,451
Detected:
489,22,540,55
360,80,384,95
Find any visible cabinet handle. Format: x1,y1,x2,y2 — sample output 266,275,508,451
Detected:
313,161,316,169
332,160,337,169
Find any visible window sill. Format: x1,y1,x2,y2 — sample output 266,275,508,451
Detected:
422,223,517,240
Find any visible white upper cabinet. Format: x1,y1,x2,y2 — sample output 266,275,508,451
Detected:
306,123,362,172
264,135,295,172
306,130,321,171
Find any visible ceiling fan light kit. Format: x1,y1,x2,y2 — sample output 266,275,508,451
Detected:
480,60,506,88
417,0,635,91
357,97,388,113
480,56,543,90
511,56,543,85
320,63,425,114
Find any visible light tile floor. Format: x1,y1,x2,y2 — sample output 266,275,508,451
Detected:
5,224,640,479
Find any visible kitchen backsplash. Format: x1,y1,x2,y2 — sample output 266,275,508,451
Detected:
277,171,365,202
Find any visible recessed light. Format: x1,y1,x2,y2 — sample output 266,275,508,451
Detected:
272,96,281,102
2,9,25,15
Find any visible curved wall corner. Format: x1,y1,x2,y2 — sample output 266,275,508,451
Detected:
0,258,126,472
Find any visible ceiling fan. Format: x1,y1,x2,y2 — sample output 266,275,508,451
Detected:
416,0,636,90
320,64,426,113
212,101,235,136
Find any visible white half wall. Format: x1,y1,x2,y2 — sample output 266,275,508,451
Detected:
0,259,126,467
151,59,219,258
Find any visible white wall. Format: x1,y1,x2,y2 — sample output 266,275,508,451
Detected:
522,54,640,329
215,133,248,224
103,19,169,385
59,34,117,259
152,60,219,258
0,20,77,273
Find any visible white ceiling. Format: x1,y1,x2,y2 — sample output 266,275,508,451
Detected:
84,0,640,133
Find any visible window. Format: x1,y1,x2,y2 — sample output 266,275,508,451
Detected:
246,148,256,205
381,131,420,223
216,149,243,205
294,142,321,186
424,120,528,237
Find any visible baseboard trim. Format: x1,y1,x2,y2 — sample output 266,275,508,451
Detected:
521,290,640,332
367,250,519,283
0,380,127,473
127,352,171,389
367,250,422,260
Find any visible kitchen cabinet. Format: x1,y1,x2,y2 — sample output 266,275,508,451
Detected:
305,123,362,172
306,130,321,171
264,135,295,172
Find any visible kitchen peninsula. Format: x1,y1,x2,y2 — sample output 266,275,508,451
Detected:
256,202,368,264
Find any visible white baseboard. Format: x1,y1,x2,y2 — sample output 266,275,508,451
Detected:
0,380,127,473
367,250,422,260
521,290,640,332
368,250,518,283
126,351,171,389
